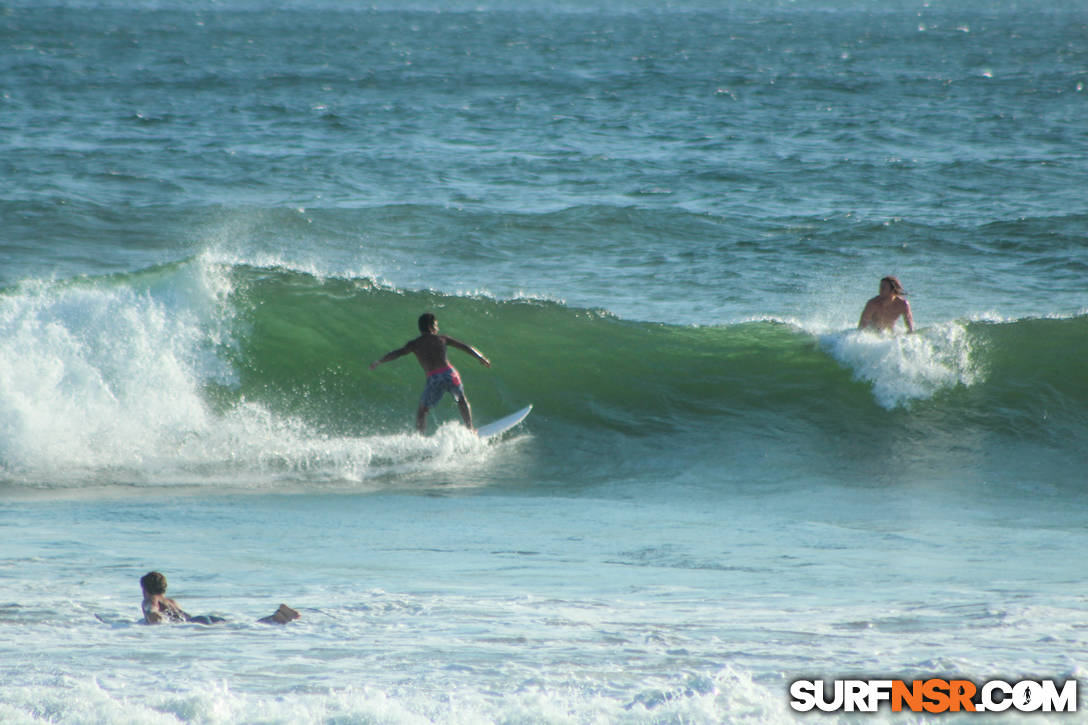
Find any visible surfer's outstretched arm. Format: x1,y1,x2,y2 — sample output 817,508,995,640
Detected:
370,343,413,370
443,336,491,367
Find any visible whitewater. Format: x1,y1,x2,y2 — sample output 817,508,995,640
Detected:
2,1,1086,723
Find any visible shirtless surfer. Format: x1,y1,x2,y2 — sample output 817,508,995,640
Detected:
858,276,914,333
140,571,299,625
370,313,491,433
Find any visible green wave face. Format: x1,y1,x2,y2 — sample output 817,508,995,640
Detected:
219,264,837,432
221,264,1088,440
1,258,1083,489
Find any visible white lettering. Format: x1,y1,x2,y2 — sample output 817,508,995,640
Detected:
844,680,869,712
868,680,894,710
1041,680,1077,712
790,677,1077,714
817,680,844,712
1013,681,1043,712
981,680,1013,712
789,680,817,712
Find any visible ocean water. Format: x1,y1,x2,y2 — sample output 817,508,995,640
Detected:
1,0,1086,722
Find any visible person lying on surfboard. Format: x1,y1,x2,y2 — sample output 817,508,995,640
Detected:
140,571,300,625
370,312,491,433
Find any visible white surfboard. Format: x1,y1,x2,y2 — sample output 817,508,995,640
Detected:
476,404,532,440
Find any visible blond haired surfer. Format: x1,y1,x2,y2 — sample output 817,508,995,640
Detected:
859,276,914,333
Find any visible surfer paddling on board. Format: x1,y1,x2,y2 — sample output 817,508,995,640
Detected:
140,571,300,625
370,313,491,433
859,276,914,333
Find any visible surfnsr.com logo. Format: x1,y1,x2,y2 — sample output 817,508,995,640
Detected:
789,678,1078,714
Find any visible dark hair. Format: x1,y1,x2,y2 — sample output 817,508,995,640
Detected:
418,313,436,334
881,276,906,295
140,571,168,595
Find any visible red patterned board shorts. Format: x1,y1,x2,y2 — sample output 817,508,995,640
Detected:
420,365,465,409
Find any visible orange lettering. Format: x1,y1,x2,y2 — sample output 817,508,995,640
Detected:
948,680,977,712
922,679,951,713
892,680,923,712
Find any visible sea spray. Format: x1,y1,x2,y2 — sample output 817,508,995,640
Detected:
0,261,497,486
0,274,219,477
819,323,980,409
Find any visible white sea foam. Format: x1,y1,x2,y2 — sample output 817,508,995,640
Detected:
0,272,219,477
0,261,495,489
0,668,794,725
820,323,980,409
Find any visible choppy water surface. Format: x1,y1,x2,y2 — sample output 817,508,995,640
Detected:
1,1,1086,722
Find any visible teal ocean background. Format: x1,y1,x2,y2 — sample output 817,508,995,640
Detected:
1,1,1086,722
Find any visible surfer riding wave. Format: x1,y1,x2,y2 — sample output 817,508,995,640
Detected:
370,313,491,433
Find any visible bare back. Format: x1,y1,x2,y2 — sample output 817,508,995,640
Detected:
371,318,491,432
404,333,453,373
143,594,190,624
859,295,913,332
